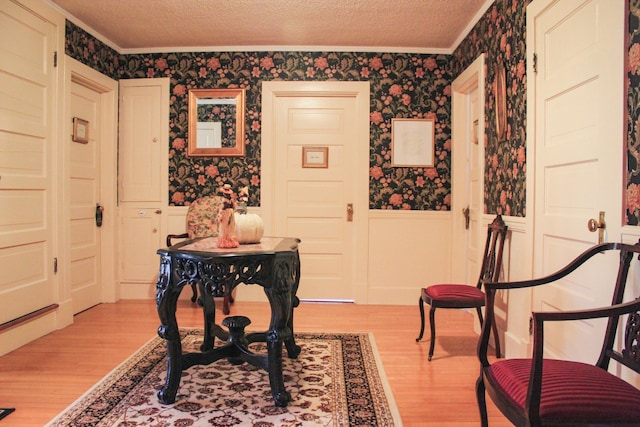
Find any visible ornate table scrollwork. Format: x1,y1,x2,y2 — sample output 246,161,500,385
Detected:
155,237,301,407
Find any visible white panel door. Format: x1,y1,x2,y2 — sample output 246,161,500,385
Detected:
0,1,57,324
467,85,483,283
530,0,625,362
69,80,102,313
451,54,485,286
118,78,169,291
118,83,163,203
274,96,357,301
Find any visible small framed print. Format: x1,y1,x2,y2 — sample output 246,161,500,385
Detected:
73,117,89,144
302,146,329,168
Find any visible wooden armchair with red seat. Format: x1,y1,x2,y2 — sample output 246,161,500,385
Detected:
166,195,234,315
476,241,640,426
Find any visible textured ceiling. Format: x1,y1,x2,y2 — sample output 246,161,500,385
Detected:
47,0,491,53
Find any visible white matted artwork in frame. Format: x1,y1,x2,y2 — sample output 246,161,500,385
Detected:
72,117,89,144
391,118,434,167
302,146,329,168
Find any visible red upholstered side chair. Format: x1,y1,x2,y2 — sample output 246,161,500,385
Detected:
416,214,507,361
166,195,234,315
476,241,640,427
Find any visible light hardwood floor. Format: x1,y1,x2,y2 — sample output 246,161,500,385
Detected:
0,299,512,426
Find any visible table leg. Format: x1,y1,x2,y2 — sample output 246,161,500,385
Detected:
266,329,290,407
199,282,217,352
284,295,302,358
263,255,301,407
284,252,302,358
155,253,183,405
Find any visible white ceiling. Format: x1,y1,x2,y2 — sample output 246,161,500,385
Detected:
47,0,492,54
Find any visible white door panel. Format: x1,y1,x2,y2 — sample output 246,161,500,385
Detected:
118,85,163,203
0,0,56,324
119,207,162,282
69,80,102,313
530,0,624,362
274,96,355,301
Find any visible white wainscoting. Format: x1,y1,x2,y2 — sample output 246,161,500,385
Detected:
159,208,456,305
493,216,532,358
366,210,452,305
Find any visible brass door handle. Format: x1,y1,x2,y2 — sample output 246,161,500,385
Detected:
587,211,606,244
462,207,470,230
347,203,353,222
95,204,104,227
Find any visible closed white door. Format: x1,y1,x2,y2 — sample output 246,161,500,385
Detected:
466,84,483,281
0,0,57,324
69,80,102,313
273,95,357,301
118,79,169,292
451,55,485,286
530,0,625,362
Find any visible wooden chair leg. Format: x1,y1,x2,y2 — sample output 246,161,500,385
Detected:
416,297,426,342
476,373,489,427
428,306,436,361
477,306,501,358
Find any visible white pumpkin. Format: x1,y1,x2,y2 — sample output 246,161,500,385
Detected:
234,212,264,244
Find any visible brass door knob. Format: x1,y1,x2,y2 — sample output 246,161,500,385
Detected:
587,211,606,244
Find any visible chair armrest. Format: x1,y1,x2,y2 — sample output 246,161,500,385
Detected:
483,242,625,292
166,232,188,247
534,298,640,323
478,241,640,366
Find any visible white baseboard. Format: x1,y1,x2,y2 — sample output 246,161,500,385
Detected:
0,313,57,357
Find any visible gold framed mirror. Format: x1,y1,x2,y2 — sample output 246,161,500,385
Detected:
187,88,246,157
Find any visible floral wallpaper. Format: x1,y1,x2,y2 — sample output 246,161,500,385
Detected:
451,0,530,217
64,21,121,81
63,0,638,221
65,21,452,210
627,1,640,225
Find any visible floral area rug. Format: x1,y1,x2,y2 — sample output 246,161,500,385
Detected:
46,329,402,426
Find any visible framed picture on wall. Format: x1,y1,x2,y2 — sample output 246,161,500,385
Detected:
72,117,89,144
495,63,507,141
391,118,434,167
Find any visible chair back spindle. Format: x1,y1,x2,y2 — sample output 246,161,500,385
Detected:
477,215,508,288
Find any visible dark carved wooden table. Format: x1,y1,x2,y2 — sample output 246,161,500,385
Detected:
155,236,302,407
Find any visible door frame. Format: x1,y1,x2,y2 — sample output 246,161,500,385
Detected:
450,54,485,284
63,56,119,312
261,81,370,303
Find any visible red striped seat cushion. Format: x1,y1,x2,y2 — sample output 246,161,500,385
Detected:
487,358,640,423
422,284,485,305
